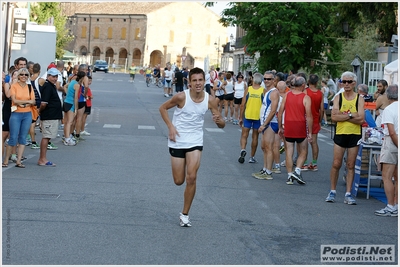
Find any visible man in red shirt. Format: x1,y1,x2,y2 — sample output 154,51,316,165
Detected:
303,74,324,171
278,76,313,185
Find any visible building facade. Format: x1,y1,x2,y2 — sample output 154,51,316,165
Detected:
61,2,228,69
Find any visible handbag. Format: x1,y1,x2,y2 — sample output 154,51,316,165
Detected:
28,85,39,119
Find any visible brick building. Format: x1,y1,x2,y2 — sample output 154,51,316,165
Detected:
61,2,228,69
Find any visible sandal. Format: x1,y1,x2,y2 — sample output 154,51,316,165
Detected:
15,163,25,168
2,163,8,168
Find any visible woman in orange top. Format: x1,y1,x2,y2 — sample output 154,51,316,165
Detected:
2,68,36,168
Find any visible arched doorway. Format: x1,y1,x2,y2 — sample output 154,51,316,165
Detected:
132,49,141,66
105,48,114,65
149,50,162,67
119,48,128,66
92,47,100,62
80,46,88,56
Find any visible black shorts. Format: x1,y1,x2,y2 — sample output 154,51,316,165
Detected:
85,106,91,114
285,137,306,143
334,134,361,148
216,95,224,101
63,103,73,112
234,97,242,105
224,93,234,101
169,146,203,158
78,102,86,109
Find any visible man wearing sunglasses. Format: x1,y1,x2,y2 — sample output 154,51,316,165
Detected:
326,71,365,205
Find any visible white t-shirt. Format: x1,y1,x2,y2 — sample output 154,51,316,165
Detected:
234,81,245,99
381,101,398,136
164,69,174,81
205,73,211,85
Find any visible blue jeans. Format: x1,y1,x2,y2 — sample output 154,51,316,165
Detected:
8,111,32,146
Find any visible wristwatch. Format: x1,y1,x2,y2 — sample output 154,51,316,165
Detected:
348,113,353,118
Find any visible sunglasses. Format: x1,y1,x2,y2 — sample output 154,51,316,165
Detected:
19,74,29,77
264,78,273,80
342,80,354,84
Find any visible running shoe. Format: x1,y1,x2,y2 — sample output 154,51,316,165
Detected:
63,139,76,146
179,213,191,227
47,143,58,150
31,143,40,149
272,166,281,174
344,194,357,205
238,150,246,164
307,163,318,171
248,157,257,163
254,170,273,180
80,130,91,136
325,191,336,202
374,206,398,217
252,169,263,177
290,172,306,185
300,164,309,171
279,146,285,154
286,177,294,185
9,154,17,163
164,93,169,97
280,160,286,167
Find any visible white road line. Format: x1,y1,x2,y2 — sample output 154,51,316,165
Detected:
103,124,121,128
138,125,155,130
205,128,225,133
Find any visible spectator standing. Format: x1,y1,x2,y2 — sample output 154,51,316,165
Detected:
174,67,184,93
375,79,390,126
321,80,333,126
375,84,398,216
80,76,93,136
325,71,365,204
37,68,63,166
2,68,35,168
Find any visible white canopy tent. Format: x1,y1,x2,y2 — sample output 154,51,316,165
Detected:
383,59,398,85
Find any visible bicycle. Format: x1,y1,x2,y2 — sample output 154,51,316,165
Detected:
152,76,163,87
146,76,151,87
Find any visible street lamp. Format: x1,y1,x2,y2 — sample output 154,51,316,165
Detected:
214,37,220,68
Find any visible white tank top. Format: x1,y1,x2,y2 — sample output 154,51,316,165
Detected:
225,79,234,94
234,81,245,98
168,89,209,148
259,88,281,124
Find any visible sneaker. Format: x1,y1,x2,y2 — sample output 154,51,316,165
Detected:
76,136,85,141
47,143,58,150
164,93,169,97
179,213,191,227
375,206,398,217
9,154,17,163
290,172,306,185
248,157,257,163
254,170,273,180
280,160,286,167
252,169,263,177
63,139,76,146
279,146,285,154
344,194,357,205
325,191,336,202
286,177,294,185
272,166,281,174
308,163,318,171
31,143,40,149
238,150,246,164
80,130,91,136
300,164,309,171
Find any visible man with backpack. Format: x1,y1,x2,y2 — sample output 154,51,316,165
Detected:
325,71,365,205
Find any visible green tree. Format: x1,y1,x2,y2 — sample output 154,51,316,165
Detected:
29,2,73,59
218,2,340,74
331,2,398,43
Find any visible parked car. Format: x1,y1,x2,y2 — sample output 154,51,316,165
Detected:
92,60,108,73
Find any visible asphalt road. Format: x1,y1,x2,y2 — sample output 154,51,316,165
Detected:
2,72,397,265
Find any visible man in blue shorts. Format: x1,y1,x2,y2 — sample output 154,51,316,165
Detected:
253,71,281,179
238,73,264,164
